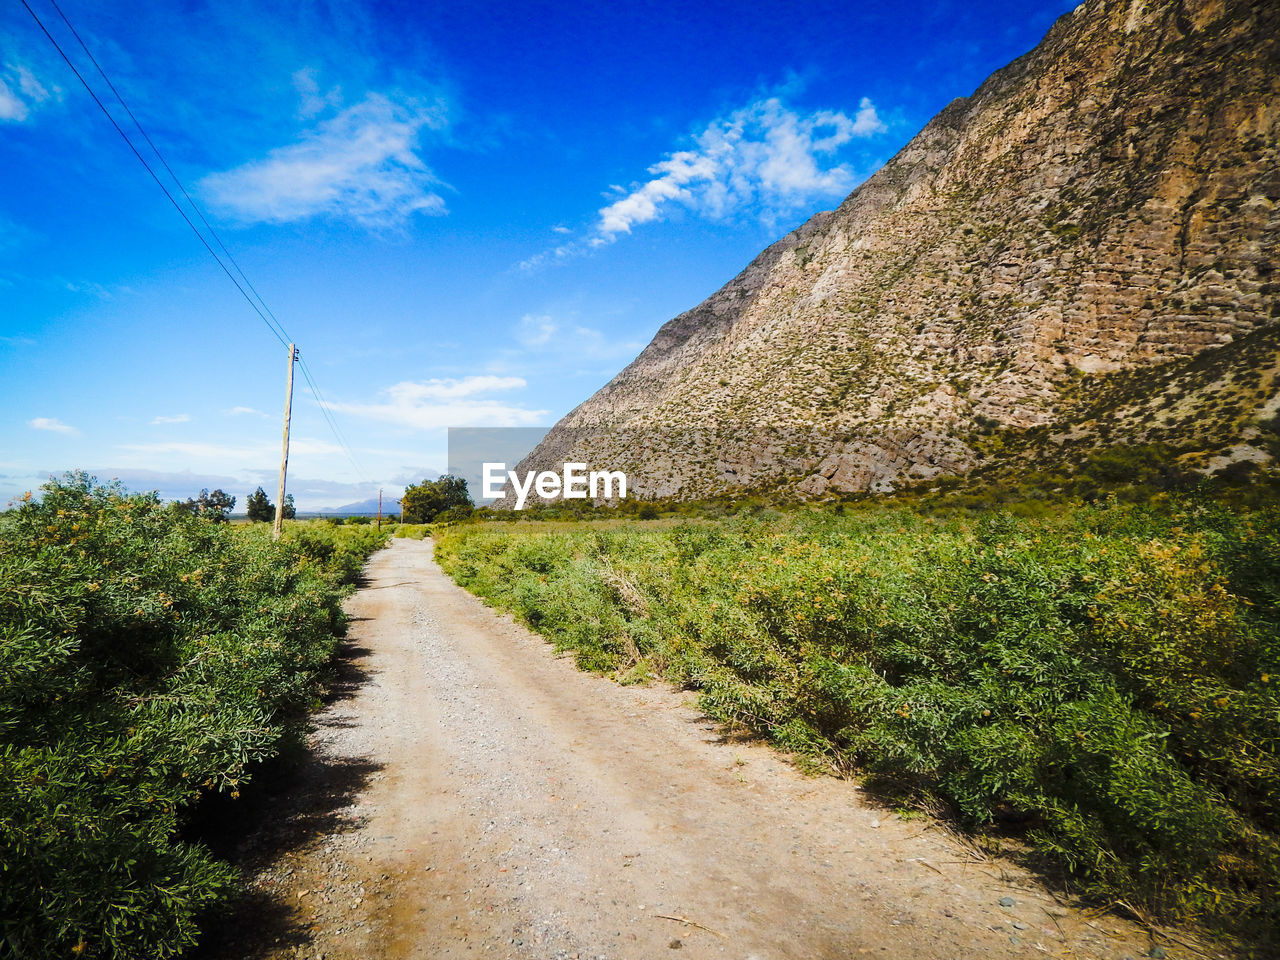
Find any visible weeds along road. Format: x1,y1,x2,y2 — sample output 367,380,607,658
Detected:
215,538,1165,960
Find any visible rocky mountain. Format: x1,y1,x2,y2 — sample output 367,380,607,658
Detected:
513,0,1280,502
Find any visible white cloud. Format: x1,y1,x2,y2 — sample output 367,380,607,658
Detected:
228,405,268,417
0,64,55,123
0,84,25,123
292,67,343,120
517,314,558,347
117,441,261,460
62,279,125,300
78,468,243,502
118,438,342,464
850,97,885,137
328,377,548,430
513,313,642,362
28,417,79,436
564,324,644,360
517,242,582,272
42,469,389,512
151,414,190,424
0,213,39,256
594,95,886,242
201,91,449,227
390,376,528,401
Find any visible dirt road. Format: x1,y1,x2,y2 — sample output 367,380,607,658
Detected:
206,538,1181,960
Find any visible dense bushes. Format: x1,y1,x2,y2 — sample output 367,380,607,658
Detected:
435,499,1280,938
393,523,432,540
237,517,390,587
0,474,387,958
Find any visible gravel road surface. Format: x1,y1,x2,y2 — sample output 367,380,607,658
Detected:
203,538,1190,960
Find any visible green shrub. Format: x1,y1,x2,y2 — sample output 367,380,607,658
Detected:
393,523,432,540
235,519,389,588
0,475,387,958
435,500,1280,939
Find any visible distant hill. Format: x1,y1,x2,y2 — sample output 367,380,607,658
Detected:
511,0,1280,502
319,497,402,516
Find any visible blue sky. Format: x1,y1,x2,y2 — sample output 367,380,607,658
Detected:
1,0,1077,510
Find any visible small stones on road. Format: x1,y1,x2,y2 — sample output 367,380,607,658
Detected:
214,540,1162,960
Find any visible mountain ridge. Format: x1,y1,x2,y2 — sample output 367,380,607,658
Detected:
511,0,1279,502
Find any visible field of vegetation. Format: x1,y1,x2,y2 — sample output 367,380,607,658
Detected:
0,474,388,959
435,496,1280,941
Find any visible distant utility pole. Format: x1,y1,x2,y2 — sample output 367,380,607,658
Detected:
377,489,383,530
273,343,297,541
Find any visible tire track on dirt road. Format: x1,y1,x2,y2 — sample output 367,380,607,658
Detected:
212,538,1168,960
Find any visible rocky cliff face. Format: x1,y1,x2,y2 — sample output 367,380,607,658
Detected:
516,0,1280,501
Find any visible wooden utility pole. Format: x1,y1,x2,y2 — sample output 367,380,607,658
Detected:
377,489,383,530
273,343,297,541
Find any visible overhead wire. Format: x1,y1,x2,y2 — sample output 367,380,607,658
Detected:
18,0,292,351
298,358,362,464
24,0,377,488
44,0,296,349
297,357,372,484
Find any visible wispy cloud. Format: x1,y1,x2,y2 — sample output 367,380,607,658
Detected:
517,314,558,347
28,417,79,436
228,405,269,418
120,439,342,459
292,67,344,120
55,469,383,511
0,213,41,257
201,91,450,227
328,376,548,429
517,242,581,272
78,468,243,501
62,278,129,300
150,413,190,424
0,63,57,124
392,375,527,400
270,474,384,503
517,93,887,271
594,95,885,242
515,313,642,361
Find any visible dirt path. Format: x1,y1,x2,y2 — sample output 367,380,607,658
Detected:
204,539,1195,960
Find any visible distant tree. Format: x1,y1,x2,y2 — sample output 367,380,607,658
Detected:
434,503,474,524
177,488,236,523
400,475,472,523
245,487,297,522
245,486,273,522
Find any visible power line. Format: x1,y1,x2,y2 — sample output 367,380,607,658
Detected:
24,0,376,488
298,356,371,484
40,0,294,346
19,0,292,350
298,358,354,454
44,0,296,348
